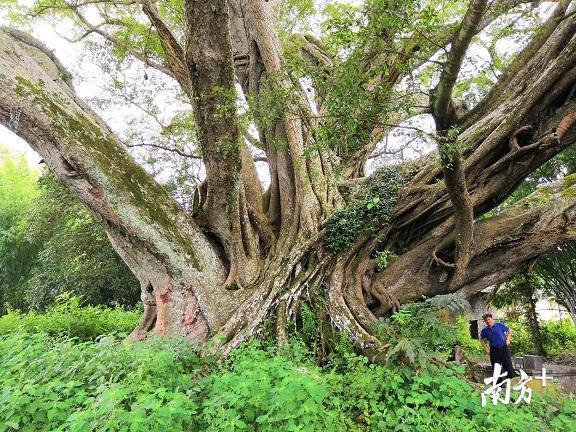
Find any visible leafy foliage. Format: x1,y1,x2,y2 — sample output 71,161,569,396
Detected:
0,321,575,432
533,241,576,325
455,315,486,358
371,296,470,368
426,292,472,312
504,318,576,358
325,166,406,252
0,293,139,340
315,0,463,156
330,354,576,432
0,333,206,432
0,147,39,313
0,148,139,313
374,249,397,271
22,173,140,310
201,341,342,432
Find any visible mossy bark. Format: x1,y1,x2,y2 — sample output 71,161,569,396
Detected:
2,3,576,354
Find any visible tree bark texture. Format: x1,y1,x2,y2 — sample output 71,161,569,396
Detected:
2,1,576,353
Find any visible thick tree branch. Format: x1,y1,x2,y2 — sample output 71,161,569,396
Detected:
141,0,191,92
428,0,488,284
392,103,576,254
462,0,574,128
432,0,488,128
340,0,536,173
0,28,254,336
373,174,576,312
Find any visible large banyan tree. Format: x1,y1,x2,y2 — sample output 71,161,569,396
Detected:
1,0,576,353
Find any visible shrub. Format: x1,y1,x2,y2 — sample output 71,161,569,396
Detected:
507,319,537,356
0,293,140,340
455,315,485,358
200,341,344,431
372,296,470,368
0,332,575,432
0,303,575,432
541,318,576,357
499,318,576,357
330,354,576,432
0,333,209,432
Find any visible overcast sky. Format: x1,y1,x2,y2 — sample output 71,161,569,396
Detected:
0,10,88,165
1,1,555,174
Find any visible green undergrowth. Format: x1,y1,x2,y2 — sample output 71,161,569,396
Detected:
0,294,139,340
0,335,575,431
506,318,576,358
0,300,575,431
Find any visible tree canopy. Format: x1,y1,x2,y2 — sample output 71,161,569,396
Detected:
0,146,139,313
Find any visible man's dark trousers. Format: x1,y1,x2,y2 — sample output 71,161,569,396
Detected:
490,345,516,383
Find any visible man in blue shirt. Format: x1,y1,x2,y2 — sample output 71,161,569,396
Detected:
480,313,516,382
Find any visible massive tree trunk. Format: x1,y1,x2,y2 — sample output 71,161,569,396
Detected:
0,29,235,340
2,0,576,354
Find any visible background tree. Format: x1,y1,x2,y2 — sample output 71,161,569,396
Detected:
1,0,576,353
0,147,139,312
23,172,141,310
491,273,547,356
0,147,39,312
533,242,576,326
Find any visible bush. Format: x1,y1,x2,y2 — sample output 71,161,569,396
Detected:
501,318,576,357
330,354,576,432
0,332,574,432
0,333,207,432
541,318,576,357
372,296,471,368
201,341,343,431
0,294,140,340
455,316,485,358
0,302,575,432
507,319,537,356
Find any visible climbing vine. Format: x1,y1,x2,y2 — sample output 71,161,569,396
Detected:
324,166,406,252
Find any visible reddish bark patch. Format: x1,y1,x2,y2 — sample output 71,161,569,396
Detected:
182,290,209,341
88,185,103,199
153,279,172,336
159,291,171,303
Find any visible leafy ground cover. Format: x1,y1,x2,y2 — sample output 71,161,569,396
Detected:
0,303,575,431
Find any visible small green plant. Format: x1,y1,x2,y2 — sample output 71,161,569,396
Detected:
372,295,471,369
374,250,397,271
365,196,380,210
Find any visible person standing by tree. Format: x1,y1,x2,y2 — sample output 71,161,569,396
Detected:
480,313,516,383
